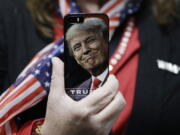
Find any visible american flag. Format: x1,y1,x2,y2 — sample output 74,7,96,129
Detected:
0,39,64,134
0,0,142,134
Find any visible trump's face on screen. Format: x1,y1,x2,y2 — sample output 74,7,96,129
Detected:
66,18,108,76
70,31,107,71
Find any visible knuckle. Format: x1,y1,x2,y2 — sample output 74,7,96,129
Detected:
89,122,103,133
109,78,119,92
113,76,119,89
89,118,110,135
101,76,119,99
74,107,91,120
110,75,119,89
106,88,114,98
117,92,126,112
105,84,118,99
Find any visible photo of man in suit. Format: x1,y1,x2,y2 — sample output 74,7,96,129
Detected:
65,17,109,100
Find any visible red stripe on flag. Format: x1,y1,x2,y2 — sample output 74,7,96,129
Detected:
0,86,15,103
0,77,37,109
0,86,44,125
2,92,46,129
103,0,123,14
2,92,46,128
109,26,118,30
65,0,70,15
28,48,52,66
110,16,120,21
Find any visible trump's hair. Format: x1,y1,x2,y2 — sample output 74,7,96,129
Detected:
65,18,108,56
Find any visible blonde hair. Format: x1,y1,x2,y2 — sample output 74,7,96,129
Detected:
27,0,180,38
154,0,180,25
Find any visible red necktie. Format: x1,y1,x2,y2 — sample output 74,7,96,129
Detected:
92,78,102,90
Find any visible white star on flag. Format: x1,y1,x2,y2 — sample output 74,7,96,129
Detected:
35,70,40,75
44,81,50,88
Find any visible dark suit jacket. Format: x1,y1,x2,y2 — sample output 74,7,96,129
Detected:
125,7,180,135
1,0,180,134
0,0,51,125
79,73,109,88
79,78,92,90
68,73,108,101
67,78,91,101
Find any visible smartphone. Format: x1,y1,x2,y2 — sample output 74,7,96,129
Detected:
64,13,109,101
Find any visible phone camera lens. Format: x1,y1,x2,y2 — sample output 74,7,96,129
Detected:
69,16,84,23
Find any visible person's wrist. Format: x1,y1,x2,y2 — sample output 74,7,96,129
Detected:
41,123,49,135
41,121,59,135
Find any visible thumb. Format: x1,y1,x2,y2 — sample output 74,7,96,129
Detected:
49,57,65,97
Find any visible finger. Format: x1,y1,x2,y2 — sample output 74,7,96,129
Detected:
95,91,126,123
49,57,65,97
80,75,119,114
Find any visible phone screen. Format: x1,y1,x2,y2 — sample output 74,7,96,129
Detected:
64,14,109,101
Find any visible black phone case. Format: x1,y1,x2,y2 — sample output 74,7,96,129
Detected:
64,13,109,101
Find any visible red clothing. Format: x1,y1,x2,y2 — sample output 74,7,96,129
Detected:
17,119,44,135
53,17,63,41
111,27,140,135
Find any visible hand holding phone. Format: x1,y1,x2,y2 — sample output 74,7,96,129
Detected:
42,57,125,135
